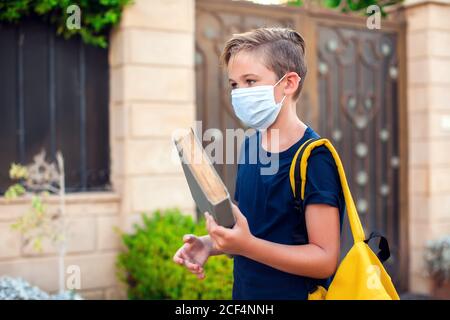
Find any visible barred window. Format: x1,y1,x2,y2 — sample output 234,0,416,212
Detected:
0,18,110,193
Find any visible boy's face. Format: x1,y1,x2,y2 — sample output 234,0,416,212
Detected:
227,50,285,104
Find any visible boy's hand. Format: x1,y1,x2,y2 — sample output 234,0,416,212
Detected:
205,203,254,256
173,234,211,279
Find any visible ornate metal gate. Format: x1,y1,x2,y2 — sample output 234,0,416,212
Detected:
195,0,407,291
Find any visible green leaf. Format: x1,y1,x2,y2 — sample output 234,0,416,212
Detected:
287,0,303,6
9,163,28,180
4,183,26,199
0,0,133,48
324,0,342,8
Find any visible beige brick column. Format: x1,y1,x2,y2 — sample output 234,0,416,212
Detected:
109,0,196,232
404,0,450,294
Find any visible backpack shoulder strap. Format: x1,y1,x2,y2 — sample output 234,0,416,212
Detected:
289,138,319,200
289,137,366,244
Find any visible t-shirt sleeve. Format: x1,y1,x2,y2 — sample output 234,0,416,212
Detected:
302,145,343,211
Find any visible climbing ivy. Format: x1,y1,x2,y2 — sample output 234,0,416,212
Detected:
0,0,403,48
288,0,403,16
0,0,132,48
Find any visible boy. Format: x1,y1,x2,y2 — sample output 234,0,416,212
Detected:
173,27,345,300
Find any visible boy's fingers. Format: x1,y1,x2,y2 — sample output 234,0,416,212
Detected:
176,257,185,265
174,243,206,277
205,214,213,234
184,259,200,271
210,225,227,239
177,251,202,273
205,213,211,232
173,247,185,265
180,248,189,260
231,204,247,226
187,264,204,274
210,238,220,251
173,255,184,265
208,214,218,228
183,234,196,243
231,204,243,220
206,213,219,234
184,258,199,269
179,250,201,270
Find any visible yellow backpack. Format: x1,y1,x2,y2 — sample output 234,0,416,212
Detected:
289,137,400,300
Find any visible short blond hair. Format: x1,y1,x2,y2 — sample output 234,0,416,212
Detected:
220,27,307,100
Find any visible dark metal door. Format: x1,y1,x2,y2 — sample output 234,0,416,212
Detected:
315,20,407,290
195,0,407,291
0,18,110,193
195,1,311,200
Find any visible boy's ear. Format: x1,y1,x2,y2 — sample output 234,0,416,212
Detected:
283,72,301,97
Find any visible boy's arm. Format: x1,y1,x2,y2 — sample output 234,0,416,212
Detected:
200,235,222,256
240,203,340,279
206,203,339,278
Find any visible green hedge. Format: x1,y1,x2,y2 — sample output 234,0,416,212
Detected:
116,208,233,300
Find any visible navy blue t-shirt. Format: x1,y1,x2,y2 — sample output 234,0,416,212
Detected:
232,126,345,300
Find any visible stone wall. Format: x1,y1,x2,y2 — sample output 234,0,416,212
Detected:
109,0,196,234
0,0,196,299
0,193,122,299
404,0,450,295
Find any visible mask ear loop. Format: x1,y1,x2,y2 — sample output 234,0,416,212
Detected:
274,73,288,87
274,74,288,106
279,95,287,106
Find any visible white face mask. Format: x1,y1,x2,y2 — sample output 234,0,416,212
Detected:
231,74,287,131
